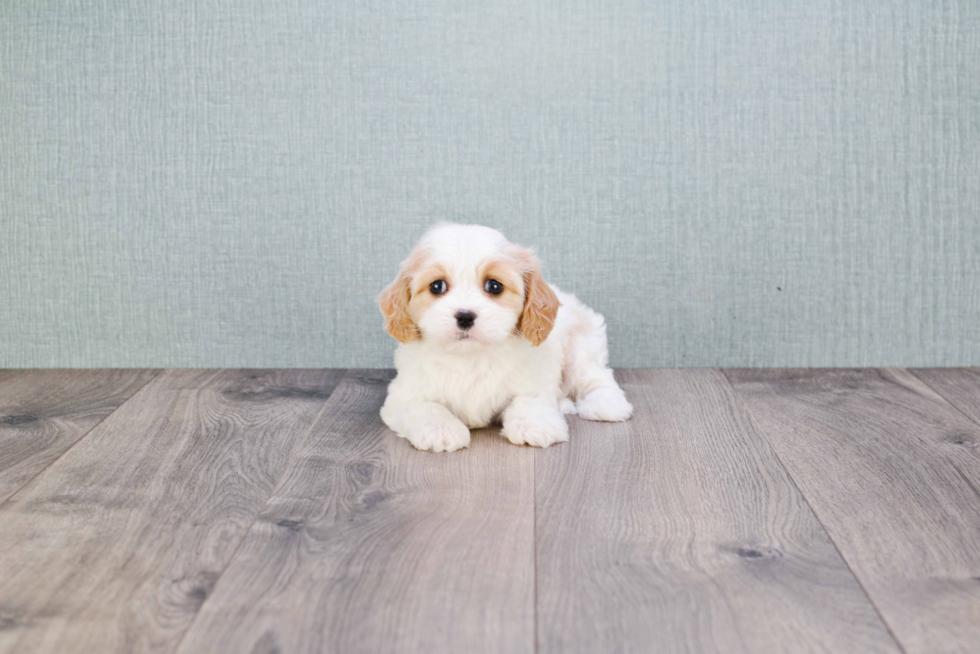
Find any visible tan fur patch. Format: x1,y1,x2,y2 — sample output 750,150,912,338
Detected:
509,247,560,346
377,246,435,343
408,262,451,324
479,259,526,317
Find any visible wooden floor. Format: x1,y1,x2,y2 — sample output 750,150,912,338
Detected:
0,369,978,654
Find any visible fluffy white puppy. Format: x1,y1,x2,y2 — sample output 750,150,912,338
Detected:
378,223,632,452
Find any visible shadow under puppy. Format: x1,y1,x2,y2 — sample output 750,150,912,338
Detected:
378,223,632,452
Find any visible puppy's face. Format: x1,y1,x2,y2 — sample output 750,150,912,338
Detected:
378,225,559,351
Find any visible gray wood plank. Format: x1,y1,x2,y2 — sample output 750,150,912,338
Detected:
912,368,980,427
726,368,980,654
535,369,899,654
0,368,343,654
176,370,535,654
0,369,160,503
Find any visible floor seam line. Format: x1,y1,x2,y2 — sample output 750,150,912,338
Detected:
906,368,980,430
533,446,539,654
719,369,909,654
0,369,164,510
169,368,347,654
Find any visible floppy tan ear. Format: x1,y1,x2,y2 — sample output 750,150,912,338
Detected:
517,254,560,346
378,272,418,343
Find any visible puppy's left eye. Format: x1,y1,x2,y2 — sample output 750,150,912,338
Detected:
484,279,504,295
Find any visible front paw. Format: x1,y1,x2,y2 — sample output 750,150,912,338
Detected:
403,420,471,453
503,415,569,448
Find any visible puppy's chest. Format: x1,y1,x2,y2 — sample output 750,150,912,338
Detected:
424,357,524,428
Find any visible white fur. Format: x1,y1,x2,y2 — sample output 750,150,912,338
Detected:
380,224,632,452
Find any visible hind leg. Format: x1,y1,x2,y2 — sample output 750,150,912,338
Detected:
574,370,633,422
564,314,633,422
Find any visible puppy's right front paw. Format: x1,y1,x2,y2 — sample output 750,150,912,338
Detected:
403,420,471,453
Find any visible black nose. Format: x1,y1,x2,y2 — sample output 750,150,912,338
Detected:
455,310,476,330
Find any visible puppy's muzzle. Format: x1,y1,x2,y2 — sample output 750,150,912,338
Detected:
454,310,477,330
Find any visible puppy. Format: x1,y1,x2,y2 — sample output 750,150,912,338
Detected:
378,223,632,452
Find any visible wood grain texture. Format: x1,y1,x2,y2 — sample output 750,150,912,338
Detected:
176,370,536,654
726,368,980,654
912,368,980,427
0,369,159,503
535,369,899,654
0,369,343,654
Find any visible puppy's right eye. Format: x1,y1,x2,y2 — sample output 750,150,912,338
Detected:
429,280,448,295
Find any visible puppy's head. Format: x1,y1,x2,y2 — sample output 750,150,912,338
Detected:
378,224,560,350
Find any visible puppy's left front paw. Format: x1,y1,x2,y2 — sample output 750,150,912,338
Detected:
503,416,569,448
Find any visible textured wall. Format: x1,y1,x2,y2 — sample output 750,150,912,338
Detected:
1,0,978,368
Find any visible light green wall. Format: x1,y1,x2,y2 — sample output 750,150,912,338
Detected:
2,1,978,368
